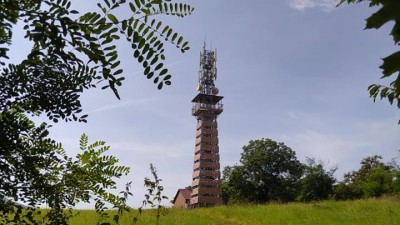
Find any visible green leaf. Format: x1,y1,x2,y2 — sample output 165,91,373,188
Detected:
380,87,389,99
162,26,169,34
368,84,380,100
129,2,136,12
163,74,171,80
159,68,167,76
111,61,120,68
143,44,149,54
380,51,400,78
134,0,141,8
146,49,154,60
133,50,140,58
104,0,111,8
156,21,162,30
166,28,172,38
150,56,158,65
127,26,133,37
144,67,150,75
141,8,151,14
147,72,154,79
390,21,400,44
365,2,399,30
138,38,146,49
107,14,118,23
122,20,128,31
155,63,163,71
177,36,183,45
171,33,177,42
138,55,144,63
146,31,154,40
114,69,123,75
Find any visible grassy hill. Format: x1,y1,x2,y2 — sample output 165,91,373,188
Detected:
69,198,400,225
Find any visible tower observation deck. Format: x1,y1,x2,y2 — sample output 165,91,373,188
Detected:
190,45,223,208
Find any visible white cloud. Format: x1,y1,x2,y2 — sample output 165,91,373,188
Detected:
288,0,338,11
85,97,160,114
282,119,400,179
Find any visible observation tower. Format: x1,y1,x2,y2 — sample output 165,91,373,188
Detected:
190,45,223,208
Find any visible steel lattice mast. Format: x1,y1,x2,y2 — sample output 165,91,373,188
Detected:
190,44,223,208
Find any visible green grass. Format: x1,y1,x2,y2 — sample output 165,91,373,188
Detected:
69,198,400,225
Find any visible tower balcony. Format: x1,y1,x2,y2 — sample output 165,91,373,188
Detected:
191,178,220,188
193,153,220,162
196,128,218,137
197,120,218,130
193,161,220,170
195,136,218,145
194,144,219,153
192,102,223,116
192,169,221,178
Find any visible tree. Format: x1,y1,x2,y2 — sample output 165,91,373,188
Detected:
392,170,400,193
0,134,131,225
0,0,193,223
221,165,254,204
361,165,392,198
222,138,304,203
1,0,192,124
338,0,400,123
297,158,337,202
334,155,393,199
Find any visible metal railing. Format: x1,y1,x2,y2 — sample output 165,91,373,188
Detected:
192,102,223,115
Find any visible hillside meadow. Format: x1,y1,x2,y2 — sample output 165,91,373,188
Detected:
68,198,400,225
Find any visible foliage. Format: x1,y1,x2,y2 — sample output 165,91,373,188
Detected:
0,0,192,224
334,155,395,199
95,164,168,225
222,138,304,203
0,134,131,224
132,164,168,225
338,0,400,123
1,0,193,117
297,158,337,202
393,170,400,193
360,165,392,198
0,108,66,224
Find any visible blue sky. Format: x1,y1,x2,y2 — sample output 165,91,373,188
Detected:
11,0,399,207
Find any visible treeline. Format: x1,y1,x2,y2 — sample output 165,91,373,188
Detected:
221,138,400,204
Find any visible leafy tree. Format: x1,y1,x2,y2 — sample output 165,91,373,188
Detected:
334,155,393,199
0,0,193,223
0,134,131,225
1,0,193,129
361,165,392,198
338,0,400,122
222,138,304,203
392,170,400,193
221,165,254,204
297,158,337,202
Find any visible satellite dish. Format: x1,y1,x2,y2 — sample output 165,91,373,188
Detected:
212,87,219,95
196,83,202,91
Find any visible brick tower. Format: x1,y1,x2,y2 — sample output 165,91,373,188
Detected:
189,45,223,208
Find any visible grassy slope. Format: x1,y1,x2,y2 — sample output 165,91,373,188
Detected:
70,199,400,225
